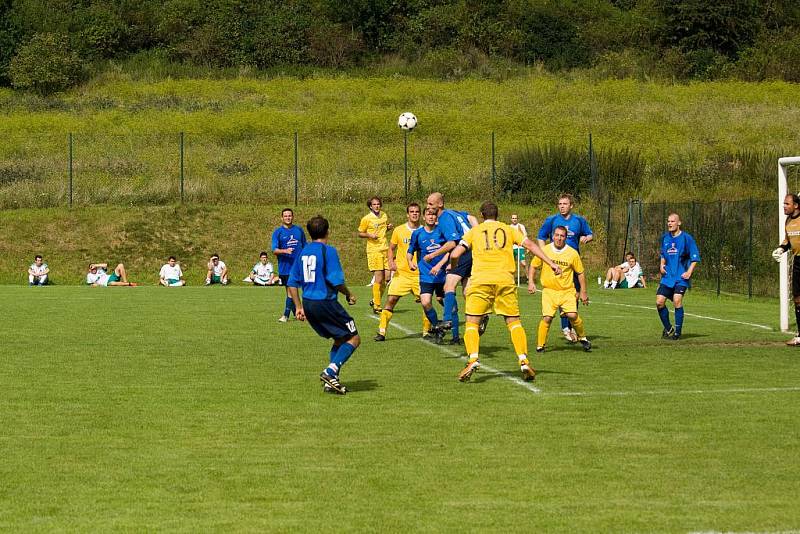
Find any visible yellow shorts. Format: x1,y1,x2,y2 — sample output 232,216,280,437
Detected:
387,274,420,298
541,288,577,317
367,251,389,272
465,283,519,317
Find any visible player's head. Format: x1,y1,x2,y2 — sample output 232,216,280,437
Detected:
424,207,438,227
168,256,176,265
667,213,681,233
34,255,42,265
553,226,568,248
557,194,574,215
367,196,382,213
406,202,421,223
307,215,329,240
281,208,294,225
88,263,97,272
426,192,444,213
210,254,220,264
479,201,499,221
626,253,637,266
260,251,268,263
510,214,519,224
784,194,800,216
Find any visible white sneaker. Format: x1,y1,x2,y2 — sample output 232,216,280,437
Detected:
786,336,800,346
278,315,288,323
205,279,211,286
563,327,577,343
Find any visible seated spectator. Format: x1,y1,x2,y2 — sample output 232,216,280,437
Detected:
244,251,279,286
205,254,228,285
603,252,645,289
86,262,136,287
159,256,186,287
28,255,49,286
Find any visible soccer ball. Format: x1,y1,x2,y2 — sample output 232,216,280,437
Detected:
398,112,417,131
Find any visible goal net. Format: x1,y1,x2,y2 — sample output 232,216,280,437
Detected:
778,156,800,332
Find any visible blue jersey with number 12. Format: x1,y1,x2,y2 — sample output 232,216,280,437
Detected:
287,242,345,301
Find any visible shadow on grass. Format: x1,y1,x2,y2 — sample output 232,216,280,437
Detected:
343,379,379,392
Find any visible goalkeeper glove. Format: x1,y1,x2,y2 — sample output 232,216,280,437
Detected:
772,247,786,262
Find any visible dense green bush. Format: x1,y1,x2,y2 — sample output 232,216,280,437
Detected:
734,28,800,82
8,32,81,94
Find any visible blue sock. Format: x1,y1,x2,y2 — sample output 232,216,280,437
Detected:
289,298,297,317
560,309,570,331
657,306,671,330
674,307,684,334
332,342,357,368
329,346,337,364
283,296,292,317
443,292,455,324
451,299,460,339
424,307,439,325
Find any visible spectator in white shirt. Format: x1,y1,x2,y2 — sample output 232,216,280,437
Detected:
159,256,186,286
28,255,49,286
603,252,646,289
86,262,136,287
205,254,228,285
245,252,279,286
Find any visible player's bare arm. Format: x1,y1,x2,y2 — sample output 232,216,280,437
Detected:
287,287,305,320
387,243,398,272
579,235,594,245
424,240,456,262
407,252,417,271
358,231,378,239
335,284,357,305
430,253,449,276
659,258,667,275
577,272,589,304
527,265,538,294
681,261,698,280
521,238,562,275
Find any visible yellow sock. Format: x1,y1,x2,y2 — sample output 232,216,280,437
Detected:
570,315,586,338
506,320,528,359
372,283,382,308
537,320,551,348
422,313,431,335
464,323,480,360
378,309,393,334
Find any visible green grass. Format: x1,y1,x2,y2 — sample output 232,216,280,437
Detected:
1,72,800,207
2,285,799,531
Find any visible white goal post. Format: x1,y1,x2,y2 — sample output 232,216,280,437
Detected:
778,156,800,332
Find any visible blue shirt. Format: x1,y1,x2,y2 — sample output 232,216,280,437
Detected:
437,209,473,243
659,231,701,288
537,213,593,253
271,225,307,275
287,242,346,301
409,226,449,284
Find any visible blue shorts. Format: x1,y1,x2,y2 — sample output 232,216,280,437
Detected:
657,283,688,301
420,281,445,298
450,248,472,279
279,274,289,286
303,298,358,340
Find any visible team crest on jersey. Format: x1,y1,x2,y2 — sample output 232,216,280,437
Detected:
667,242,678,254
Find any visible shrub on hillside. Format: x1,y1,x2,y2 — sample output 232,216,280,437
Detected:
8,32,82,94
734,28,800,82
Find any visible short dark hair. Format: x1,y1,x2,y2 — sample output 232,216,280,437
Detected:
789,194,800,207
367,196,382,208
554,225,568,236
168,256,176,261
307,216,329,240
260,251,268,257
407,202,420,213
210,254,219,260
281,208,293,216
35,255,42,261
480,201,498,220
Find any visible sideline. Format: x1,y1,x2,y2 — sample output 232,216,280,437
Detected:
594,301,773,330
546,386,800,398
368,315,541,395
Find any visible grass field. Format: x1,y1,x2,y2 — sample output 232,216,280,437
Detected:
3,284,799,531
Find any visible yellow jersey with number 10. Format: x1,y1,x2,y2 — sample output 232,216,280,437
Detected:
461,220,525,285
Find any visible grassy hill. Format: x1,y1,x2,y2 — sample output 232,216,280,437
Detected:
1,72,799,209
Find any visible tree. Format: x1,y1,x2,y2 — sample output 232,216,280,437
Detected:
8,32,81,93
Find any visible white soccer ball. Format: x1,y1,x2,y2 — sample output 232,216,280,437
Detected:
398,111,417,131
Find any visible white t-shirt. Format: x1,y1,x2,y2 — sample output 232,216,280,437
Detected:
619,262,642,286
252,261,274,279
30,262,48,275
211,261,226,276
160,264,183,281
87,269,110,286
510,223,528,249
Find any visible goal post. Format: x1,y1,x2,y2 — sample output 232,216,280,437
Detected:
778,156,800,332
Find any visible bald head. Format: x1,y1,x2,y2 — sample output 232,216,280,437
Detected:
426,192,444,214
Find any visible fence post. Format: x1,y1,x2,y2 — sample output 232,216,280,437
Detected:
716,200,723,296
179,131,184,203
294,132,299,207
588,132,597,197
491,131,496,195
748,197,753,298
68,133,73,208
403,130,409,200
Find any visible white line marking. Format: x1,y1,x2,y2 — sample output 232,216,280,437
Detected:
544,386,800,398
368,315,541,394
595,301,773,330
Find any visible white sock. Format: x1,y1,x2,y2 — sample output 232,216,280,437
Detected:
611,281,617,288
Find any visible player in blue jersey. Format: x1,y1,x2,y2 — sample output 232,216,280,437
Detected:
408,207,450,343
424,192,479,344
272,208,307,323
537,193,594,343
656,212,701,340
287,216,359,395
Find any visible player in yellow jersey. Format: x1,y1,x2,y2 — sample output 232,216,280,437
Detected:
449,201,562,383
375,203,432,340
528,225,591,352
358,196,392,313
